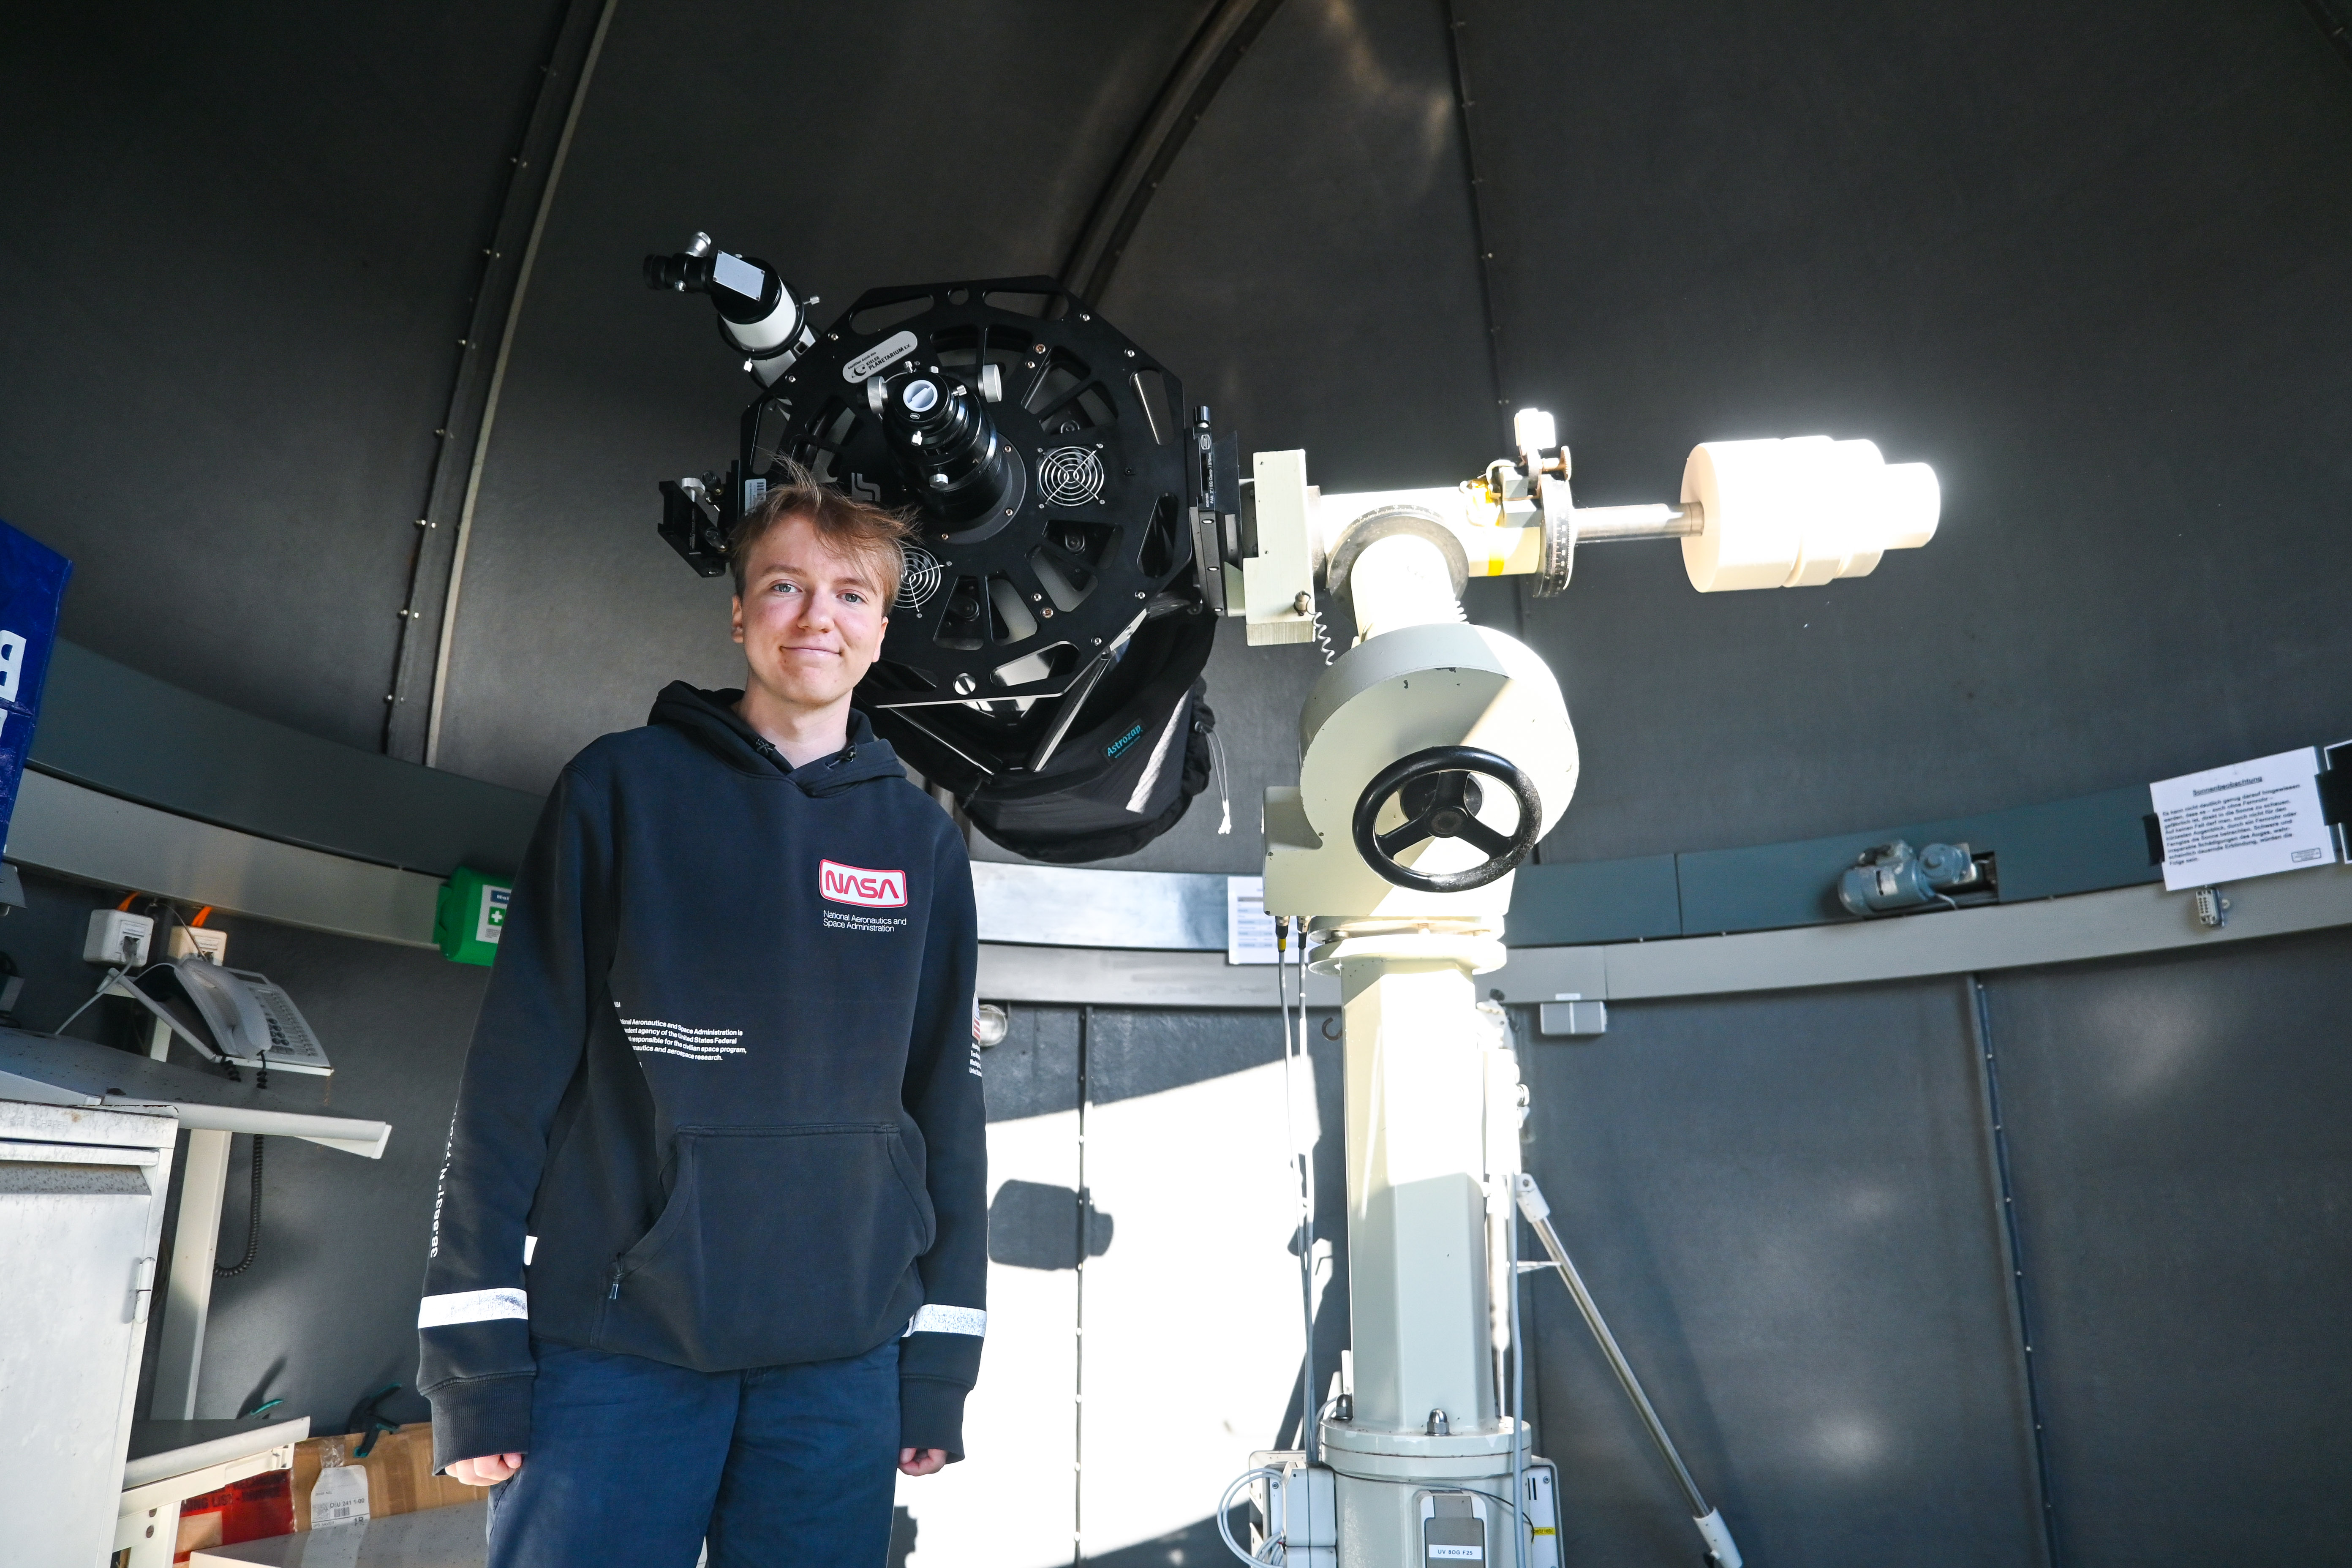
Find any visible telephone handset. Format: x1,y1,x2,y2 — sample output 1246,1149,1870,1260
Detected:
127,959,334,1077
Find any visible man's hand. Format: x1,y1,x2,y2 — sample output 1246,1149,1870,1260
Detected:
447,1453,525,1486
898,1447,949,1477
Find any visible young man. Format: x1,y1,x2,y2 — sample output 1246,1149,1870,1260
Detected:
416,474,984,1567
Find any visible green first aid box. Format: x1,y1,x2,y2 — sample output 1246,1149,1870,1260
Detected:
435,867,512,966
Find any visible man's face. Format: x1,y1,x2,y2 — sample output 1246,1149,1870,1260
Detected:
731,515,890,711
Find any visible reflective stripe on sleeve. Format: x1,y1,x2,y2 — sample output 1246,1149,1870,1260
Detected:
903,1304,987,1337
417,1288,529,1329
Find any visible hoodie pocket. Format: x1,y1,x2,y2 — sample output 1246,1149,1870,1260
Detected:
599,1123,934,1370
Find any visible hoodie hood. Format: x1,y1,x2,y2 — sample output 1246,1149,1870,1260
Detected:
648,682,904,795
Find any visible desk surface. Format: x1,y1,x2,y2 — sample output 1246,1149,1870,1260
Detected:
124,1416,311,1491
0,1029,391,1154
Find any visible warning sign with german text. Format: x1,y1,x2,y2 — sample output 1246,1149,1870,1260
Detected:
2149,747,2336,892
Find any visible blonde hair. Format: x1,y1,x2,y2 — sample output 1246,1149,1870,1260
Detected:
728,460,915,607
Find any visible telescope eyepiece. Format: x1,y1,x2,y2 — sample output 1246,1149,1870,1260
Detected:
644,249,714,293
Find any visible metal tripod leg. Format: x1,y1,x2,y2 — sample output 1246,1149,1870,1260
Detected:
1512,1173,1744,1568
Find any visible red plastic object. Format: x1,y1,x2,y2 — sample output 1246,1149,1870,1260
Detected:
172,1468,294,1563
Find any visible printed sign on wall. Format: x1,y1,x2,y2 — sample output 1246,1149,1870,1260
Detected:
1225,875,1279,965
0,520,72,855
2149,747,2337,891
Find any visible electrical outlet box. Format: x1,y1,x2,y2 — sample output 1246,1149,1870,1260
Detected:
1246,1452,1335,1566
1520,1457,1563,1568
435,868,512,967
167,925,228,964
83,909,155,968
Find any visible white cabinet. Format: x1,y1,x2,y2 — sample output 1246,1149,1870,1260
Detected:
0,1099,178,1567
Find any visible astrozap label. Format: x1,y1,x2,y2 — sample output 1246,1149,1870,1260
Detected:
843,330,919,383
821,859,907,908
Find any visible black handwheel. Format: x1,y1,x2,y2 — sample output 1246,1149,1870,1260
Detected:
1352,745,1543,893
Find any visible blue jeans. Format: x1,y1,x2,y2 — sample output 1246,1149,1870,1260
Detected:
486,1337,901,1568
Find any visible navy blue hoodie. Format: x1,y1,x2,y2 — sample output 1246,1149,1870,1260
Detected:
416,684,985,1468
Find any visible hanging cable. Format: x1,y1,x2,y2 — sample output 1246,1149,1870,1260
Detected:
215,1053,268,1278
1273,915,1315,1461
1222,917,1323,1561
1209,725,1233,834
1444,1485,1533,1556
1285,917,1318,1462
49,966,127,1040
153,896,207,955
213,1135,264,1278
1302,932,1321,1429
1487,1000,1529,1568
1508,1135,1527,1568
1215,1465,1291,1565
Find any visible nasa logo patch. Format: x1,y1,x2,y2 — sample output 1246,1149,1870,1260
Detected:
820,860,907,908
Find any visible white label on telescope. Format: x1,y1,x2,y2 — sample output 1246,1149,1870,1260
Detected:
713,251,765,301
2149,746,2335,891
844,330,919,383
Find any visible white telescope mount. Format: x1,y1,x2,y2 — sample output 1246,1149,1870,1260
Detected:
1232,410,1939,1568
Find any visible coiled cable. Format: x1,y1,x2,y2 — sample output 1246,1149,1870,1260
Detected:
213,1134,264,1277
215,1054,267,1278
1215,1466,1291,1565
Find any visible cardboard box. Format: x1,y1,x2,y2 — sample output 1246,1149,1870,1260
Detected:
290,1424,477,1531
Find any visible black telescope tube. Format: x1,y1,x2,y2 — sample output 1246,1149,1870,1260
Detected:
881,374,1015,526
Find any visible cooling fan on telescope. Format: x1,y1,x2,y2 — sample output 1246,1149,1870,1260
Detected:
1037,446,1108,507
896,544,944,611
